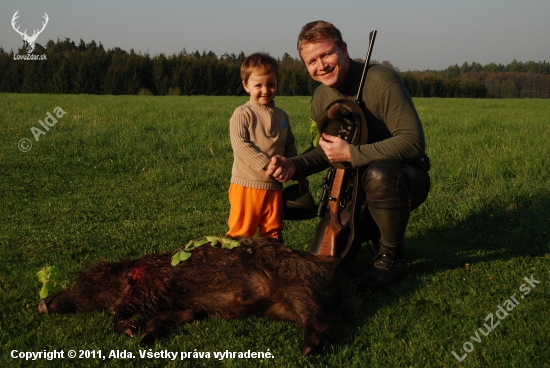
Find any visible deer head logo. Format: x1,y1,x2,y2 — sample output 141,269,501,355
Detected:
11,11,49,54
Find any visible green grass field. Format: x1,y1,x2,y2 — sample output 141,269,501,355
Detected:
1,94,549,367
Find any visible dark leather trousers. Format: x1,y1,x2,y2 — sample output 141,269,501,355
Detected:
357,158,431,243
361,158,430,210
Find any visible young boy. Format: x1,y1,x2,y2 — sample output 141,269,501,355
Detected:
227,53,306,242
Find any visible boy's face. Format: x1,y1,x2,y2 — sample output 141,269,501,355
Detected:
242,71,277,106
300,40,349,88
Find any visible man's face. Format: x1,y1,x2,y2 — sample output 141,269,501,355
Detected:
300,40,349,88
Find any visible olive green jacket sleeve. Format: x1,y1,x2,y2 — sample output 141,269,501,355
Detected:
347,64,425,168
289,146,331,179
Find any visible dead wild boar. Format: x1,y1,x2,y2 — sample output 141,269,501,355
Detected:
38,237,358,356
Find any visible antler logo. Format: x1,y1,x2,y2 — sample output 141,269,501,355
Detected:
11,11,49,54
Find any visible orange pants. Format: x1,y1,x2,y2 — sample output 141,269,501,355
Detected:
227,184,283,239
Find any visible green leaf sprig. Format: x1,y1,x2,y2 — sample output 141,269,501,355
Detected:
171,236,241,266
37,266,68,299
309,119,320,147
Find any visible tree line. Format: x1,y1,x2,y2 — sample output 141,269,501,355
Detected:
402,61,550,98
1,38,548,98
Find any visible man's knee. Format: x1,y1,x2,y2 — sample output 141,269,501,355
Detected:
362,159,410,208
363,159,406,186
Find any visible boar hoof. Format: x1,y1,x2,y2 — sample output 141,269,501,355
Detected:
114,320,136,338
301,345,313,356
301,330,331,356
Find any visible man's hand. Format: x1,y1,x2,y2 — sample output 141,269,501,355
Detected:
319,133,351,163
265,156,296,183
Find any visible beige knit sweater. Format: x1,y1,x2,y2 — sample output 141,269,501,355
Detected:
229,99,297,190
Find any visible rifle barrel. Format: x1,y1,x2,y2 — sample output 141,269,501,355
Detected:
356,30,377,103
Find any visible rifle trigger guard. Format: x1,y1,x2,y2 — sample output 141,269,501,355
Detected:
339,197,347,209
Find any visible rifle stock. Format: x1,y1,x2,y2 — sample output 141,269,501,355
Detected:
318,168,347,257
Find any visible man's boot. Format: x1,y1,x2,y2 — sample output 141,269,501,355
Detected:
353,240,407,290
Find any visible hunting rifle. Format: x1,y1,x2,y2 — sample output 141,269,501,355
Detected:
314,30,377,260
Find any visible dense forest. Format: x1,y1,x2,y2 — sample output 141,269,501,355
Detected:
1,38,549,98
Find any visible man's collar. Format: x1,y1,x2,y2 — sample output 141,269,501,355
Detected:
332,58,362,97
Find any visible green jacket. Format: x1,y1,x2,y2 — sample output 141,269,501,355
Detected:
291,59,426,178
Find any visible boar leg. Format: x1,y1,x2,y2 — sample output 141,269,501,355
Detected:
112,282,145,338
113,302,139,338
113,259,172,339
264,294,333,356
139,309,195,346
282,296,333,356
301,321,332,356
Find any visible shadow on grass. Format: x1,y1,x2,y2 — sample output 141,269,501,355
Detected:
408,192,549,273
331,192,549,353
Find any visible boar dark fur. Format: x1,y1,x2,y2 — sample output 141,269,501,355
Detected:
38,237,358,355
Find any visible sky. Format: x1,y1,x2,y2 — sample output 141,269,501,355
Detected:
1,0,549,71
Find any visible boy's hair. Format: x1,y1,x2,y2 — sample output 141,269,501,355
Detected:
241,53,279,85
297,20,345,58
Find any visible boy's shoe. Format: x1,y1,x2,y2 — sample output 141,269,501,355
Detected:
266,236,284,244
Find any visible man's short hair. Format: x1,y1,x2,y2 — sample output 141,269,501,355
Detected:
297,20,345,57
240,53,279,85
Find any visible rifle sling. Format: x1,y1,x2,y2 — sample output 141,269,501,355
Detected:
338,168,361,263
